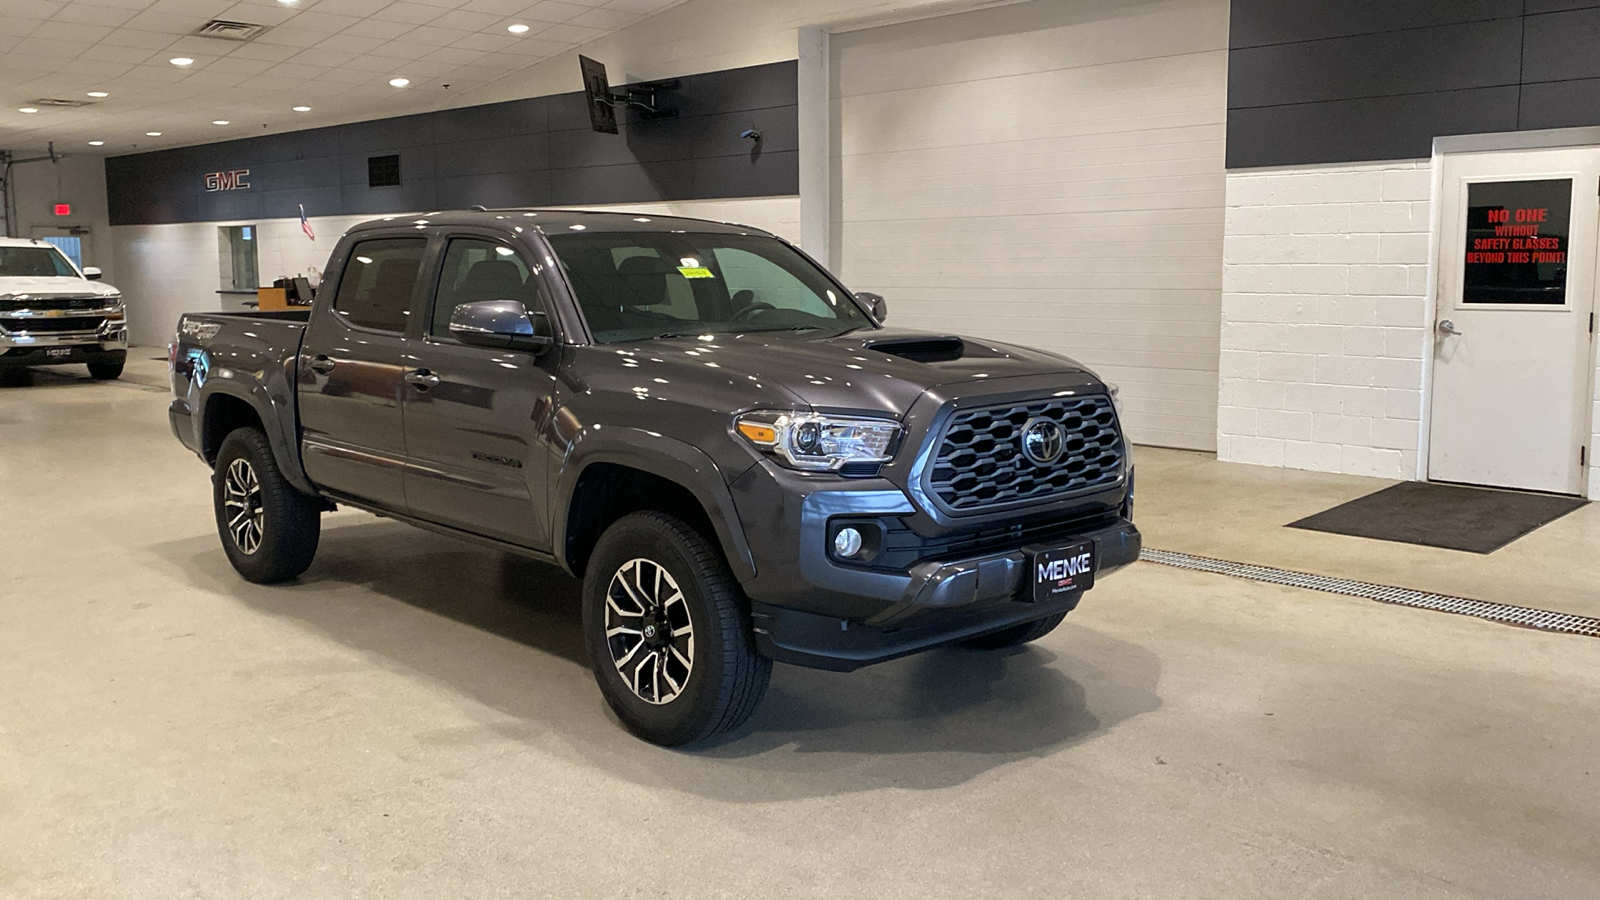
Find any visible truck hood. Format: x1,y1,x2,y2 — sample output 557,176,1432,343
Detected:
0,276,120,299
615,326,1094,417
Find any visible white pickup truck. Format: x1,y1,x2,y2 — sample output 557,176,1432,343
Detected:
0,237,127,381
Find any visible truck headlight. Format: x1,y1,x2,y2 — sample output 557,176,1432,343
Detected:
1106,382,1124,419
735,410,900,472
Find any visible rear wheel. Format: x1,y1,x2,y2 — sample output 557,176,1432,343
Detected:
960,612,1068,650
87,360,124,380
213,427,321,583
582,512,771,746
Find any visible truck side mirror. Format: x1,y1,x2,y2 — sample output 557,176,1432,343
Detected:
855,291,887,324
448,300,553,353
82,266,103,281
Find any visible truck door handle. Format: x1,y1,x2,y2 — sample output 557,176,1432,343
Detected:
1438,319,1464,336
405,368,441,390
308,355,336,373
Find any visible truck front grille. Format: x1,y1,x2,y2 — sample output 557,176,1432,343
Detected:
927,394,1124,512
0,296,105,312
0,316,107,333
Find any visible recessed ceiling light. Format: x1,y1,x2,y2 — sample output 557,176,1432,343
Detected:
170,57,194,67
212,120,229,125
277,0,299,5
388,77,410,88
88,140,104,146
146,131,162,136
87,91,109,98
508,23,530,33
19,107,39,114
292,105,311,112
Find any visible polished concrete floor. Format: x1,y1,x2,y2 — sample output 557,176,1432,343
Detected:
2,359,1598,899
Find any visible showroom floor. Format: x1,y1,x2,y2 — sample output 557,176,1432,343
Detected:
3,358,1598,899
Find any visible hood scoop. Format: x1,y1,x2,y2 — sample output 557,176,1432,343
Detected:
863,335,966,363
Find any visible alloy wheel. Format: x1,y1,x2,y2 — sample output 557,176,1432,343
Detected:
604,558,695,704
223,458,265,555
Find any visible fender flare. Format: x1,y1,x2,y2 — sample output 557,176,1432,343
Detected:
552,426,757,583
196,367,318,497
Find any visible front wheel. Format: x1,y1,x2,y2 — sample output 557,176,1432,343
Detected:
213,427,321,584
582,512,771,746
87,360,124,380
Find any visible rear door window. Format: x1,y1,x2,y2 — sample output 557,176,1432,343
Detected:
332,238,426,332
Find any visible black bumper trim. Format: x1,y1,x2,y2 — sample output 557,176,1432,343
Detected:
752,518,1140,671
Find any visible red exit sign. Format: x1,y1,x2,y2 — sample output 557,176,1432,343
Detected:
53,203,71,216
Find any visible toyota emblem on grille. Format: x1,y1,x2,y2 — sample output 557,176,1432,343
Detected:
1020,417,1066,465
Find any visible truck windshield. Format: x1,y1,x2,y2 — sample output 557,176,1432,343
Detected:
0,246,78,278
547,231,872,343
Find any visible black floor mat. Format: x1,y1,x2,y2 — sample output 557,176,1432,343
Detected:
1287,481,1587,554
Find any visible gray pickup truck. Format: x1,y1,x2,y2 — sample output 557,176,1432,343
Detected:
169,210,1140,745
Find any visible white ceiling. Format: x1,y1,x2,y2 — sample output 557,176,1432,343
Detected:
0,0,685,154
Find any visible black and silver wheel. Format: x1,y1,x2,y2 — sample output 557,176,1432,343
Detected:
213,427,321,584
604,558,697,705
582,512,770,746
222,458,266,556
960,611,1068,650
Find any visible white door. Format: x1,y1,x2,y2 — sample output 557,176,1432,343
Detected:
1428,148,1599,495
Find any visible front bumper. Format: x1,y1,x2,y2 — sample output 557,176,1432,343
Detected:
750,516,1139,671
729,456,1139,671
0,318,129,368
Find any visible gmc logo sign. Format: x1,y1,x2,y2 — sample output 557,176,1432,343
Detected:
204,169,251,192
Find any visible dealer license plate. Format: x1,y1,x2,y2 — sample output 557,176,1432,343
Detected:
45,348,72,358
1031,541,1096,602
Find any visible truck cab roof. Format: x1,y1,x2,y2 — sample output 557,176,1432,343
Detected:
344,209,778,240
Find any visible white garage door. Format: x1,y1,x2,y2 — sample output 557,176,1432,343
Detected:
831,0,1228,449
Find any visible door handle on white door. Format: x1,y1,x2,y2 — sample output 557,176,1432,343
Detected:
1438,319,1464,336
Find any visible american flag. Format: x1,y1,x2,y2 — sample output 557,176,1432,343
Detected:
299,204,315,241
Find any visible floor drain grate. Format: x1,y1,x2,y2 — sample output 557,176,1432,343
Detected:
1140,548,1600,638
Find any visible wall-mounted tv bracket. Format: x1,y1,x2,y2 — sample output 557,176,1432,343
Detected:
594,80,680,120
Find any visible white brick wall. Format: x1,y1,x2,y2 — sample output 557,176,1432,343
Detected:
1218,160,1432,480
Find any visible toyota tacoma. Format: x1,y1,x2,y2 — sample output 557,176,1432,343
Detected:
168,210,1139,745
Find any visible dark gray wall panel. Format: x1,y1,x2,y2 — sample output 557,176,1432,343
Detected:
1521,7,1600,83
1229,19,1522,108
1226,87,1520,169
547,162,691,206
1228,1,1600,168
1525,0,1600,13
107,61,797,225
1229,0,1509,48
692,151,799,199
1520,77,1600,129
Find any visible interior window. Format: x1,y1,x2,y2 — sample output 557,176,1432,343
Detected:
609,248,698,320
430,238,544,337
713,247,831,317
333,238,426,333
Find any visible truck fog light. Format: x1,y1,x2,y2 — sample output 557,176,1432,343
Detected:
833,527,864,559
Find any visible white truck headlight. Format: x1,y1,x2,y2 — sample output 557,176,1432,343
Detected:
735,410,900,472
1106,382,1124,419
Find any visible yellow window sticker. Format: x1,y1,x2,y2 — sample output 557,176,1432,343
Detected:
677,266,714,279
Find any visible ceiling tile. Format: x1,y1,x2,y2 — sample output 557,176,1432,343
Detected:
376,1,450,25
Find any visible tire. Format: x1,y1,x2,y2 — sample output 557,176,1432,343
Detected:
960,612,1068,650
0,368,30,387
87,360,124,380
213,427,321,584
582,512,771,747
